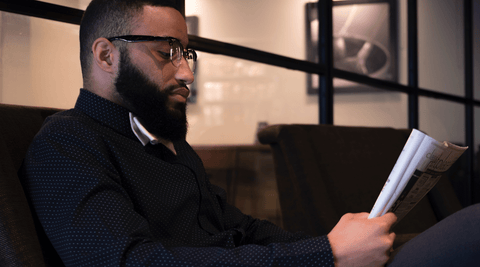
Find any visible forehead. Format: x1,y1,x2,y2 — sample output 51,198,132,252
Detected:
132,5,188,46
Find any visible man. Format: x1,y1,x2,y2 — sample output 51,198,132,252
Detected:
20,0,480,266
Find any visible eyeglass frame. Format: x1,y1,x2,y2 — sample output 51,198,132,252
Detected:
106,35,197,73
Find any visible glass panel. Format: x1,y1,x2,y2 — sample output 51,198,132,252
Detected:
474,0,480,100
185,0,313,61
397,0,408,86
186,51,318,145
333,78,408,128
419,97,465,142
419,97,468,205
0,11,82,108
474,107,480,203
38,0,90,10
417,0,464,96
186,0,400,72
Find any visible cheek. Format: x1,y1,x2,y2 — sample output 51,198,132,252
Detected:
130,48,174,88
143,56,178,88
147,68,171,90
153,57,175,77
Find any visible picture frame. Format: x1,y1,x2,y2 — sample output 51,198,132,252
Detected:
306,0,398,94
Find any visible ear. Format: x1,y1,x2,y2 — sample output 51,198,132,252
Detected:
91,37,118,74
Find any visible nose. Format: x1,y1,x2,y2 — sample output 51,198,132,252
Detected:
175,57,195,85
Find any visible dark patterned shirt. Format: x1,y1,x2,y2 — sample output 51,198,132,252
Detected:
20,89,334,267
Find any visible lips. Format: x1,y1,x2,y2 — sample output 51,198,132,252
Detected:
170,87,190,100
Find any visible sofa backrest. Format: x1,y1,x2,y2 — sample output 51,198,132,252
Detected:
0,103,62,267
257,124,460,237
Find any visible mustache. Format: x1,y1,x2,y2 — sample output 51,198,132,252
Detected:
164,84,189,94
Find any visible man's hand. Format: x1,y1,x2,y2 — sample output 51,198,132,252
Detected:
327,212,397,267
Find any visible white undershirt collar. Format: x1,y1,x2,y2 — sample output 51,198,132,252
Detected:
129,113,177,155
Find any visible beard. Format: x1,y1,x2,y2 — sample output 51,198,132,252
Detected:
114,48,188,141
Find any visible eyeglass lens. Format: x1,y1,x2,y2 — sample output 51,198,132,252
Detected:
170,41,196,73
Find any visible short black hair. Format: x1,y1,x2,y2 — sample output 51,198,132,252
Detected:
79,0,180,82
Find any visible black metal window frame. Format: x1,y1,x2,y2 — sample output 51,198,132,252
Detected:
0,0,476,205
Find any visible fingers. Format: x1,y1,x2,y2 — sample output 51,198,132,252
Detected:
341,212,369,221
383,213,398,233
389,232,396,241
355,212,370,219
383,212,398,224
370,212,397,231
383,232,396,255
379,231,395,246
328,212,397,267
387,232,396,253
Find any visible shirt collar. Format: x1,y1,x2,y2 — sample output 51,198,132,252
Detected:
75,89,176,154
129,112,177,155
75,89,135,140
129,113,160,146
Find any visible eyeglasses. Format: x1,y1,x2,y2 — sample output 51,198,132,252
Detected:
107,35,197,73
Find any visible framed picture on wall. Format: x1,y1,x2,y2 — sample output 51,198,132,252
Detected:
306,0,398,94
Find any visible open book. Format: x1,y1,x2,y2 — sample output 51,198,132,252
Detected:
368,129,468,222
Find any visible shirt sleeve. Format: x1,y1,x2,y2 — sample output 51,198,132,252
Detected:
20,121,334,267
208,182,316,245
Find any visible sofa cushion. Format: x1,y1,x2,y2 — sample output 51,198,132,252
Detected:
0,136,45,267
0,103,61,267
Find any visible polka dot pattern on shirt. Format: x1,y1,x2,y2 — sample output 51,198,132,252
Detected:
20,89,334,267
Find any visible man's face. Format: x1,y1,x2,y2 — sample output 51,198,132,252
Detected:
115,47,188,141
114,6,194,141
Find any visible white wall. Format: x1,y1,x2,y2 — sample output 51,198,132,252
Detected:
0,13,81,109
29,18,82,108
1,12,34,105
